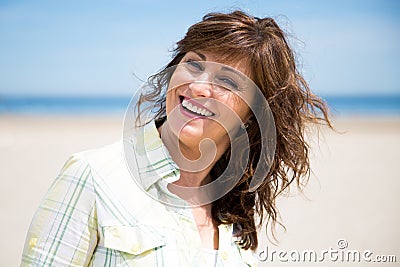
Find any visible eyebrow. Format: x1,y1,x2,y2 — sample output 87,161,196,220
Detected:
192,51,247,81
221,66,247,81
193,51,206,61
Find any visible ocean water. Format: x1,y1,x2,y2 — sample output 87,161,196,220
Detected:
0,96,130,115
0,95,399,116
324,95,400,116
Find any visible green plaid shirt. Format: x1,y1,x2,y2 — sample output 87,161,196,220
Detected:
21,121,257,266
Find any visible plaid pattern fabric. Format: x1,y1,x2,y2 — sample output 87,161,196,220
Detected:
21,121,257,266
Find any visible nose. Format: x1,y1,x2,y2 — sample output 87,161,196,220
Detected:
188,80,213,98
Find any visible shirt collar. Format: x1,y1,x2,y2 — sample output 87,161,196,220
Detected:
132,120,180,191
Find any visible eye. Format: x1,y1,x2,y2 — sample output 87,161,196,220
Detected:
217,76,239,90
186,59,204,71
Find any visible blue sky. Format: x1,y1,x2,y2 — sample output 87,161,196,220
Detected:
0,0,399,97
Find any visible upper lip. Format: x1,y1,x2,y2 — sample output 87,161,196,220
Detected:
179,95,215,116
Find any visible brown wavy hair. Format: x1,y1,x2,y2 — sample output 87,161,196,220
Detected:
136,10,333,251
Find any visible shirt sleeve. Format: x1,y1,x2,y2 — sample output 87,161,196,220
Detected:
21,154,98,267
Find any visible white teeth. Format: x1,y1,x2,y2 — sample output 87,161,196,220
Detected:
182,98,213,117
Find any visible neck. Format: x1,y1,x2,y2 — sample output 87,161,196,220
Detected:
158,120,229,190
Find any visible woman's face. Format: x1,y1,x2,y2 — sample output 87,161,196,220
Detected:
165,51,254,153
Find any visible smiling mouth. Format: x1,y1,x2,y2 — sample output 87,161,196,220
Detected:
179,96,215,117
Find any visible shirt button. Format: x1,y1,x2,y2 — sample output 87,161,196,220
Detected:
110,227,119,236
221,251,228,260
29,237,37,247
131,244,141,254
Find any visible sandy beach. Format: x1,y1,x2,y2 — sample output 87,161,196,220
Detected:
1,114,399,266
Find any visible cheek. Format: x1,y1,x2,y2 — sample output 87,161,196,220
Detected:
235,91,254,121
168,66,193,90
218,94,251,121
165,83,183,114
165,98,171,116
238,101,251,120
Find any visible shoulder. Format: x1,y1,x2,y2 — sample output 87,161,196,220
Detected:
65,140,144,194
64,141,134,184
71,141,125,169
56,141,144,209
41,142,127,208
68,141,169,225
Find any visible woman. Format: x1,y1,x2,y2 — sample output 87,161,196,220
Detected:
21,10,332,266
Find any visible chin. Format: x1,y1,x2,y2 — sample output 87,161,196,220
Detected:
177,124,206,143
